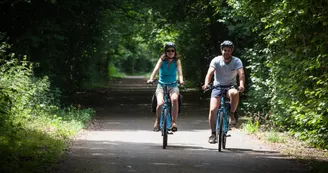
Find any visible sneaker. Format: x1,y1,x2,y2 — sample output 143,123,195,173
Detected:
153,119,160,132
208,134,217,144
229,112,237,126
153,125,160,132
171,122,178,132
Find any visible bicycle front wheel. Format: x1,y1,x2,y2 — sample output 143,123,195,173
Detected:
217,111,224,152
222,134,227,149
162,109,168,149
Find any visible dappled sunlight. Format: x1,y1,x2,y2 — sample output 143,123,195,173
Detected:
80,130,160,143
57,78,317,173
264,156,294,160
76,129,278,153
151,162,179,166
59,138,309,173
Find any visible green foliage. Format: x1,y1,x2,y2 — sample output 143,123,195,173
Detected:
0,44,94,173
242,120,259,134
0,106,94,173
2,0,328,151
227,0,328,149
240,45,272,116
266,131,286,143
108,63,125,79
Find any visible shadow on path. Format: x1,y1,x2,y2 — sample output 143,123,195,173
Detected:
55,77,320,173
55,139,307,173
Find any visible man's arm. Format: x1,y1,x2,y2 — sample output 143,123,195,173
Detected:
202,67,215,90
237,68,245,92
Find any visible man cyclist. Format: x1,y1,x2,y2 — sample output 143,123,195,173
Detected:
202,40,245,144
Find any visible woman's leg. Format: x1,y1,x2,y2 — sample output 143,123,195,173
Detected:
170,87,179,131
154,88,164,131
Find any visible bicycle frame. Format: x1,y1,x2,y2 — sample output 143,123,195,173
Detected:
159,84,172,131
158,81,177,149
216,96,230,135
204,84,239,151
158,81,179,131
147,79,179,149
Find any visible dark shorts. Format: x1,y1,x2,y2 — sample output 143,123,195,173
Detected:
211,85,234,98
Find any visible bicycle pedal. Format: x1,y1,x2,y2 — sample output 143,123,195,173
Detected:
168,130,174,134
226,134,231,137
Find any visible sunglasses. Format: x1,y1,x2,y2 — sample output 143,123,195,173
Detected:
166,49,175,53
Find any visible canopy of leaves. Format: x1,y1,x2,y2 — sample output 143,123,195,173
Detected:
1,0,327,149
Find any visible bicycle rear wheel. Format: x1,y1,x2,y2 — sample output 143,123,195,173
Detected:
217,111,224,152
162,109,168,149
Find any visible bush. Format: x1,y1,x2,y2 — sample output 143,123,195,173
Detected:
0,43,95,173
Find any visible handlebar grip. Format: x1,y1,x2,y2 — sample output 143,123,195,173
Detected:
146,78,158,84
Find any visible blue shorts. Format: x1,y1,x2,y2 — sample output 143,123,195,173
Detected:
211,86,234,98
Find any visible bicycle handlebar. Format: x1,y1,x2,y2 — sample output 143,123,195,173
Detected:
203,84,240,93
146,78,158,85
146,78,184,88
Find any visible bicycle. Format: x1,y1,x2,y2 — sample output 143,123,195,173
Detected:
204,84,239,152
147,79,181,149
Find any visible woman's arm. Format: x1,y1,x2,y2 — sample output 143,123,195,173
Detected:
148,55,164,82
176,59,184,84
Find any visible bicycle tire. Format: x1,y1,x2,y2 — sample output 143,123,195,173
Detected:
217,111,224,152
222,112,228,149
163,109,168,149
222,134,227,149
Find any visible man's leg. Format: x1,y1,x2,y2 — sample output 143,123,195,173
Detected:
227,88,239,126
208,96,221,143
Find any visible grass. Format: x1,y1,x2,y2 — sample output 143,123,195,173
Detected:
239,117,328,173
0,54,94,173
266,131,287,143
0,107,95,173
242,119,259,134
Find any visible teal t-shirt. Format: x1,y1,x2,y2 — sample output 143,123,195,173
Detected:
159,59,178,86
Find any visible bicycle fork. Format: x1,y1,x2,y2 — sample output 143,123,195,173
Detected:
216,109,231,137
160,108,172,134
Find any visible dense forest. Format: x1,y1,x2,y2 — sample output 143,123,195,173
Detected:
1,0,327,172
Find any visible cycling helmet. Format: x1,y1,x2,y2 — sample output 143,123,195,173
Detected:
220,40,234,50
164,42,176,51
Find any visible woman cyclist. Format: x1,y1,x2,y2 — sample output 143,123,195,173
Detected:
147,42,184,132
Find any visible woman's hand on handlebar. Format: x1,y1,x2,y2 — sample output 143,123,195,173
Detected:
146,79,157,84
179,80,184,86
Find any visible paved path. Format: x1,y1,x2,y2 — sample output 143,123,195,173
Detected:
54,77,308,173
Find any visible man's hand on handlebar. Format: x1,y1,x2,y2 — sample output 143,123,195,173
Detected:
201,84,209,91
238,86,245,93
